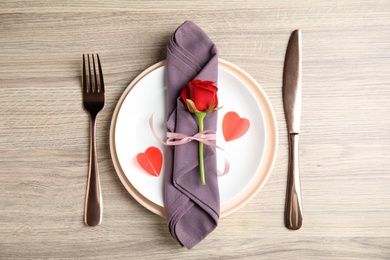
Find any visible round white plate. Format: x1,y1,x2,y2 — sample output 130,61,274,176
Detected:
110,59,278,218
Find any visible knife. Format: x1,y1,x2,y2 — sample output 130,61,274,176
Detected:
283,29,303,230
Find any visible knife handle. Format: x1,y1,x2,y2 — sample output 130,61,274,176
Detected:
284,133,303,230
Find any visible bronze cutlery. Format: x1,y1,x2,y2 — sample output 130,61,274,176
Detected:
283,30,303,230
82,54,105,226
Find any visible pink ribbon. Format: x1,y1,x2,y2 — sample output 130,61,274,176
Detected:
149,115,230,176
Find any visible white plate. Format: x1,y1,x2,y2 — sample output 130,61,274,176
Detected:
110,59,278,218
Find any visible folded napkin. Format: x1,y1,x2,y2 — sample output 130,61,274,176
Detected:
164,21,219,249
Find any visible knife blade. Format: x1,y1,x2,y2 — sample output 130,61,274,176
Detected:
283,29,303,230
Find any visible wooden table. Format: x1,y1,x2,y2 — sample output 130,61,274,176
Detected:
1,1,389,259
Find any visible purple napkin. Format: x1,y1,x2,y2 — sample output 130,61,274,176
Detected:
164,21,219,249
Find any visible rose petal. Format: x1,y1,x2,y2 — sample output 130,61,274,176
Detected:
181,84,190,104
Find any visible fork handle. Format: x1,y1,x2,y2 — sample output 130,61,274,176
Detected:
84,116,103,226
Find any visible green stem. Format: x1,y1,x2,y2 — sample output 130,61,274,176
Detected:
196,112,207,185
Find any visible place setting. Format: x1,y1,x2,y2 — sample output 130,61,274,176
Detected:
82,20,300,249
3,2,389,258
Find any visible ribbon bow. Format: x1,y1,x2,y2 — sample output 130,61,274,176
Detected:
149,115,229,176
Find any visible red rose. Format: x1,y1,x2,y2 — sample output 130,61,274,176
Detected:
181,80,218,112
180,79,220,185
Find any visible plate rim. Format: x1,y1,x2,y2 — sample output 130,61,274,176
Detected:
109,58,278,218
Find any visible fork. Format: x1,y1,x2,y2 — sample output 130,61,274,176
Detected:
82,54,105,226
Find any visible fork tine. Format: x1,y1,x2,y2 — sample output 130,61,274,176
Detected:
87,54,92,93
82,54,87,93
97,54,104,93
92,54,98,93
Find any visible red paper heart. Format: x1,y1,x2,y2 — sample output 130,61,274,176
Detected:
223,111,250,141
136,146,162,177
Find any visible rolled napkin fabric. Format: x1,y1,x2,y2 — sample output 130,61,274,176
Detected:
164,21,219,249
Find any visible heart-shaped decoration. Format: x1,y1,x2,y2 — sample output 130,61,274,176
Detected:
222,111,250,141
136,146,163,177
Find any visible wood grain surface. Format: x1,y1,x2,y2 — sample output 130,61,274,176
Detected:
0,0,389,259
